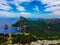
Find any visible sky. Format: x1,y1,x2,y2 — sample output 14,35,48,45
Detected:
0,0,60,18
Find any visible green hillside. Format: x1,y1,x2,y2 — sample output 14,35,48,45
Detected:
12,17,60,40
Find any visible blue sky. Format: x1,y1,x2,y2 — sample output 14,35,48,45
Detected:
0,0,60,18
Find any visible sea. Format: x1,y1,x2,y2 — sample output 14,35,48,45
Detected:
0,18,20,34
0,18,38,34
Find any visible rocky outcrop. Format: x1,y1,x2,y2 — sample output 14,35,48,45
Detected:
12,16,30,27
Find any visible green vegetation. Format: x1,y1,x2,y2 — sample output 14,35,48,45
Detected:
0,17,60,44
0,34,37,44
12,17,60,40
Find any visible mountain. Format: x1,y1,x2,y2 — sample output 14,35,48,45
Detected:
12,17,60,40
12,16,30,27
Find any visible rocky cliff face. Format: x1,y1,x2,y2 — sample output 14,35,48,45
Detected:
12,16,30,27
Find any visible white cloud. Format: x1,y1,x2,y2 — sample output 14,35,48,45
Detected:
41,0,56,4
0,0,33,11
0,11,33,18
41,0,60,15
45,6,60,11
0,0,12,10
52,10,60,15
7,0,34,7
8,0,19,6
17,6,25,11
0,0,33,18
0,11,16,17
0,0,8,4
33,6,39,12
0,0,60,18
18,0,33,2
0,4,12,10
